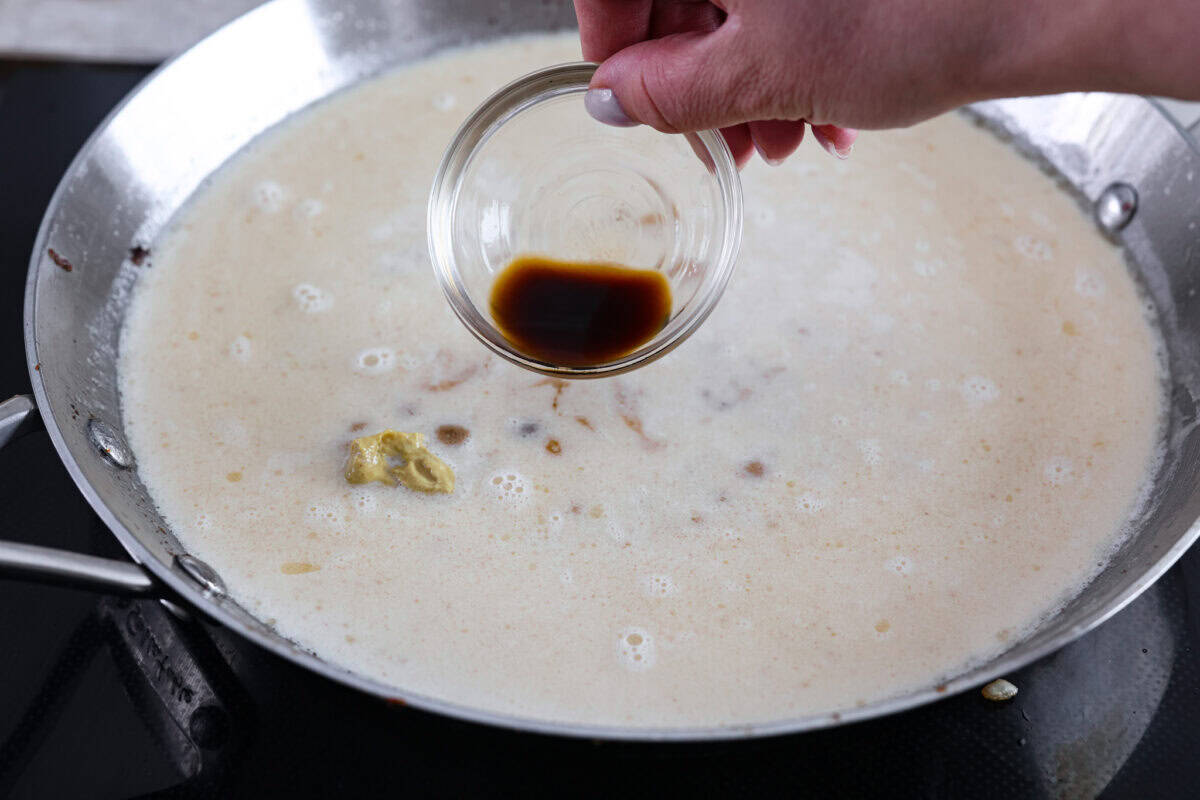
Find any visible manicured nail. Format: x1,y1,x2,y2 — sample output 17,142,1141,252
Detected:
584,88,638,127
753,138,785,166
813,127,854,160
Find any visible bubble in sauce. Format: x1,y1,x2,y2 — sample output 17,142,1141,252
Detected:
858,439,883,466
487,471,529,509
916,459,935,474
1044,457,1074,486
886,556,914,575
194,513,212,530
305,502,345,527
643,574,678,598
353,347,396,375
831,414,850,428
252,180,285,212
605,519,627,542
1014,234,1054,261
560,568,574,585
889,370,910,386
229,335,253,363
1028,209,1054,231
912,258,941,277
858,229,882,246
293,198,324,221
1074,268,1106,298
432,92,457,111
350,489,378,515
293,283,333,313
961,376,998,408
796,492,825,513
617,628,656,671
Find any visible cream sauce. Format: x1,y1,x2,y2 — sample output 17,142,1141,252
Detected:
119,34,1165,728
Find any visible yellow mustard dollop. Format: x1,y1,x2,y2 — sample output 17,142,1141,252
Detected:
344,430,454,494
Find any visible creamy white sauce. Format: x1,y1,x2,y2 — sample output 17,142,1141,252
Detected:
118,33,1166,728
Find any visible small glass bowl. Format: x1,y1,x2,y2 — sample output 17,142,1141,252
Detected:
427,62,742,378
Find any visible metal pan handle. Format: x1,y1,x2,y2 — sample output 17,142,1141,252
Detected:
0,394,154,596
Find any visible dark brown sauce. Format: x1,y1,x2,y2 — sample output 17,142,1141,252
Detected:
489,255,672,367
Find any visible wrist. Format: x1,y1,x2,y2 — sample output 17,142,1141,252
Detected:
970,0,1200,102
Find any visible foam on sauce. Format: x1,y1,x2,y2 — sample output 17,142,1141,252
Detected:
118,33,1167,728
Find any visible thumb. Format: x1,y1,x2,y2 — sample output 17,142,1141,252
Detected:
585,28,764,134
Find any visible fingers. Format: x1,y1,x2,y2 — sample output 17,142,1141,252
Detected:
580,3,855,165
589,26,758,133
810,125,858,159
747,120,806,165
574,0,653,62
720,123,755,169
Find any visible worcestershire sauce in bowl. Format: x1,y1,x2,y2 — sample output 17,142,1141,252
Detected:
489,255,672,368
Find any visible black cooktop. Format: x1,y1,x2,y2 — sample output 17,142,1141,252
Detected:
2,61,1198,799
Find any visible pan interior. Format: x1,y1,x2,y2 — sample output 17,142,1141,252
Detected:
26,0,1200,737
117,31,1170,728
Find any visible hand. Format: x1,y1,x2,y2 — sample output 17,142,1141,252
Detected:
575,0,1200,166
576,0,858,166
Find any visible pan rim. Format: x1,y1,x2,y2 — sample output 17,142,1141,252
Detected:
21,0,1200,741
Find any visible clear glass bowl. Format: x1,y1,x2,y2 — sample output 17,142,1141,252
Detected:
427,62,742,378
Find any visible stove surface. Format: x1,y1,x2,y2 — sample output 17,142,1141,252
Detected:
1,62,1198,799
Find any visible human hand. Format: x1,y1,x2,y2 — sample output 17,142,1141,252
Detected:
575,0,1200,167
576,0,859,166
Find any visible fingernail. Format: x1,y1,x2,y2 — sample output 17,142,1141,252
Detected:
753,141,782,166
813,128,853,160
753,139,785,167
584,88,638,128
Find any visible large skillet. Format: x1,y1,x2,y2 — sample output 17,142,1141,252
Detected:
3,0,1200,740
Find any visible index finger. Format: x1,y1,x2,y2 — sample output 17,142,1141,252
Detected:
574,0,653,62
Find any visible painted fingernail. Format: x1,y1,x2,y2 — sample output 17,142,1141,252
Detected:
753,142,782,165
813,128,854,160
584,88,638,128
752,137,785,167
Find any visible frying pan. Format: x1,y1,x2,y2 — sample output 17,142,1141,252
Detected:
3,0,1200,740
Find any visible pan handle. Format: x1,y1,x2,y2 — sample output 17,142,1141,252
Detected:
0,394,155,596
0,394,40,447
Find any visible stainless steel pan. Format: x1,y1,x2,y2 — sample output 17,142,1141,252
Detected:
3,0,1200,740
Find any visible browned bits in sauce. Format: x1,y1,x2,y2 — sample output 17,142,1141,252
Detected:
47,248,73,272
545,438,562,455
129,245,151,266
744,461,765,477
436,424,470,445
350,422,368,432
489,255,672,367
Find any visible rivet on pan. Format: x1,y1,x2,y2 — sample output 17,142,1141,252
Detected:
176,554,227,596
86,418,133,469
1094,183,1138,233
981,678,1019,702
